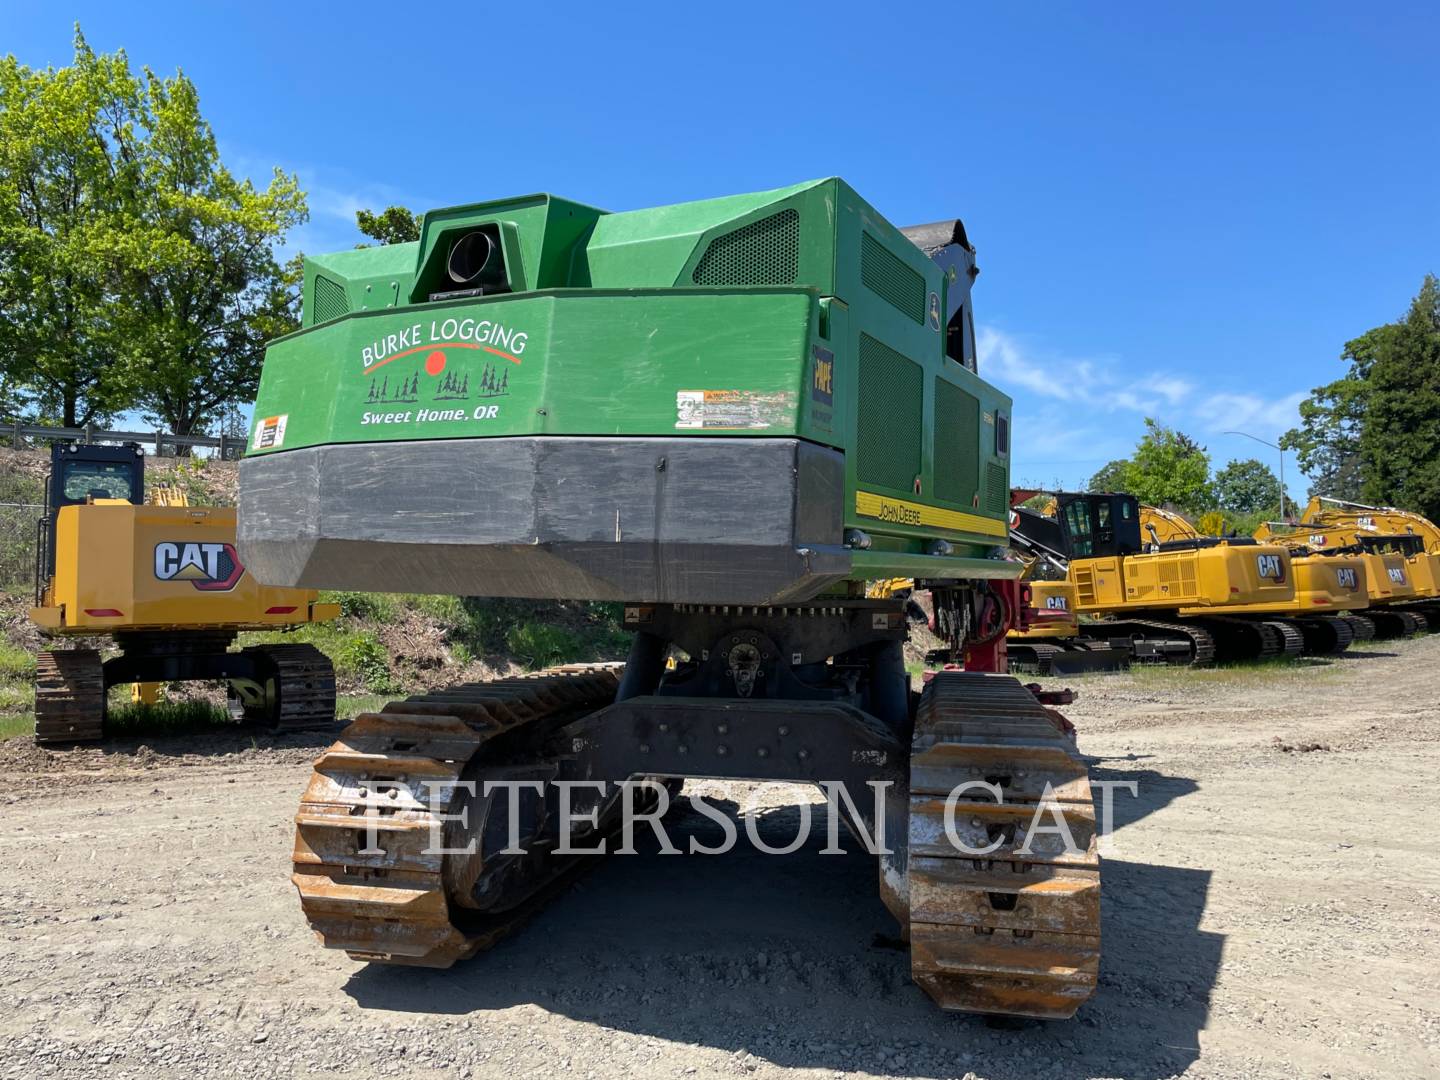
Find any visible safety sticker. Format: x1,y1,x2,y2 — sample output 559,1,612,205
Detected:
253,414,288,450
676,390,791,430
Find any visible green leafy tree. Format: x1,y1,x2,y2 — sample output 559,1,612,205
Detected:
0,31,137,425
111,60,306,446
1281,332,1376,502
356,205,419,246
1285,275,1440,516
1212,458,1281,516
1087,458,1131,492
0,30,305,443
1360,275,1440,520
1121,419,1213,513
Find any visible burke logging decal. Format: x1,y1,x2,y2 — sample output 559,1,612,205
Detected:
358,317,527,429
154,542,246,591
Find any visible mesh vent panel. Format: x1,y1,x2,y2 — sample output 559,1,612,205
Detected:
857,334,923,492
934,378,980,505
861,231,925,323
986,462,1008,514
692,209,800,286
312,275,350,324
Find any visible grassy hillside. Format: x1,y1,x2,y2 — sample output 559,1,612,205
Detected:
0,448,630,739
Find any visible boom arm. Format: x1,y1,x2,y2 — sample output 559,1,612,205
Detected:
1301,496,1440,553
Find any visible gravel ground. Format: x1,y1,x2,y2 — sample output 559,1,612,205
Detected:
2,635,1438,1079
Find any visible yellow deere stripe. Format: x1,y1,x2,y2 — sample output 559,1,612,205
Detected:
855,491,1008,538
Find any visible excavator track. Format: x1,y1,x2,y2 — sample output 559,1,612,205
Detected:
906,671,1099,1019
1195,616,1284,662
251,643,337,731
1294,616,1355,656
1260,620,1305,658
34,649,105,745
1006,641,1129,675
292,664,626,967
1078,619,1215,667
1340,613,1376,642
1395,610,1430,636
1367,609,1423,640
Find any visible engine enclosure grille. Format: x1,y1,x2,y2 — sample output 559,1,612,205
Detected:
692,209,800,287
857,334,923,492
861,231,925,323
934,378,980,506
312,276,351,324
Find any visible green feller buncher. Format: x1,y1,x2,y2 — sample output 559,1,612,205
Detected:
238,179,1100,1019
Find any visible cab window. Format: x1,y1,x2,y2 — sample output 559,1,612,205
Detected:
1093,500,1116,550
61,461,137,502
1064,501,1093,557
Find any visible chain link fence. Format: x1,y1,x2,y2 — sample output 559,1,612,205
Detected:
0,472,42,596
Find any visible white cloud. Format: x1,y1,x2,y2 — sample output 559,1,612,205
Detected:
222,143,431,254
1191,390,1308,438
979,325,1304,439
980,325,1310,487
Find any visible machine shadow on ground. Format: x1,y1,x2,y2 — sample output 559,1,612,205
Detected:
85,723,340,761
1331,648,1401,660
345,788,1223,1080
1086,758,1199,833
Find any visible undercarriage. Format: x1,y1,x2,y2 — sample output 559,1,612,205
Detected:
292,597,1100,1019
34,633,335,744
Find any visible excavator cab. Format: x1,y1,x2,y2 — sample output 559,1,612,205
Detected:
1356,533,1425,558
38,443,146,595
1055,493,1142,557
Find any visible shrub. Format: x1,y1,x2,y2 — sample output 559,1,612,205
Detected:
326,590,397,622
0,640,36,678
505,621,583,670
334,630,399,692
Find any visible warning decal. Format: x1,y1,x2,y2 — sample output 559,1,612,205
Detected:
253,414,288,450
675,390,792,431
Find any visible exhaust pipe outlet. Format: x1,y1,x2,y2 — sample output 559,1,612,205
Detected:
446,230,507,287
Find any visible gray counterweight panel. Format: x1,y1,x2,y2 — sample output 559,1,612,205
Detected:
238,436,852,604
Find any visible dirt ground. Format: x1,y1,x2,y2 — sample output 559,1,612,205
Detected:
2,636,1438,1080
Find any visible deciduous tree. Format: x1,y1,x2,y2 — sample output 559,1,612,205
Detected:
0,32,136,425
1122,419,1212,514
356,205,419,246
1212,458,1281,516
1360,275,1440,520
0,30,306,444
1086,458,1130,492
111,59,306,446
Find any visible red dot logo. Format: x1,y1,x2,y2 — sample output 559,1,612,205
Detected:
424,350,447,376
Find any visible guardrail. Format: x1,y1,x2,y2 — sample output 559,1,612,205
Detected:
3,419,244,460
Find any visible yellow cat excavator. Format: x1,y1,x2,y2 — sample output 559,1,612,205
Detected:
29,443,339,743
1253,520,1425,639
1008,491,1300,665
1294,497,1440,628
1004,575,1140,673
1140,506,1367,654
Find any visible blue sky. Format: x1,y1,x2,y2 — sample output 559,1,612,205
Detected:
5,2,1437,493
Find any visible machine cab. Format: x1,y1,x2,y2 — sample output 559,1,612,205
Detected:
1055,493,1142,558
40,443,146,584
1356,533,1424,558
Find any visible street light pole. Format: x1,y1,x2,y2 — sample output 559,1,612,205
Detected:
1223,430,1287,520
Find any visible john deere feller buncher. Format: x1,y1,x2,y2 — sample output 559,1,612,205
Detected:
238,179,1101,1019
29,443,339,744
1008,492,1302,664
1138,505,1366,654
